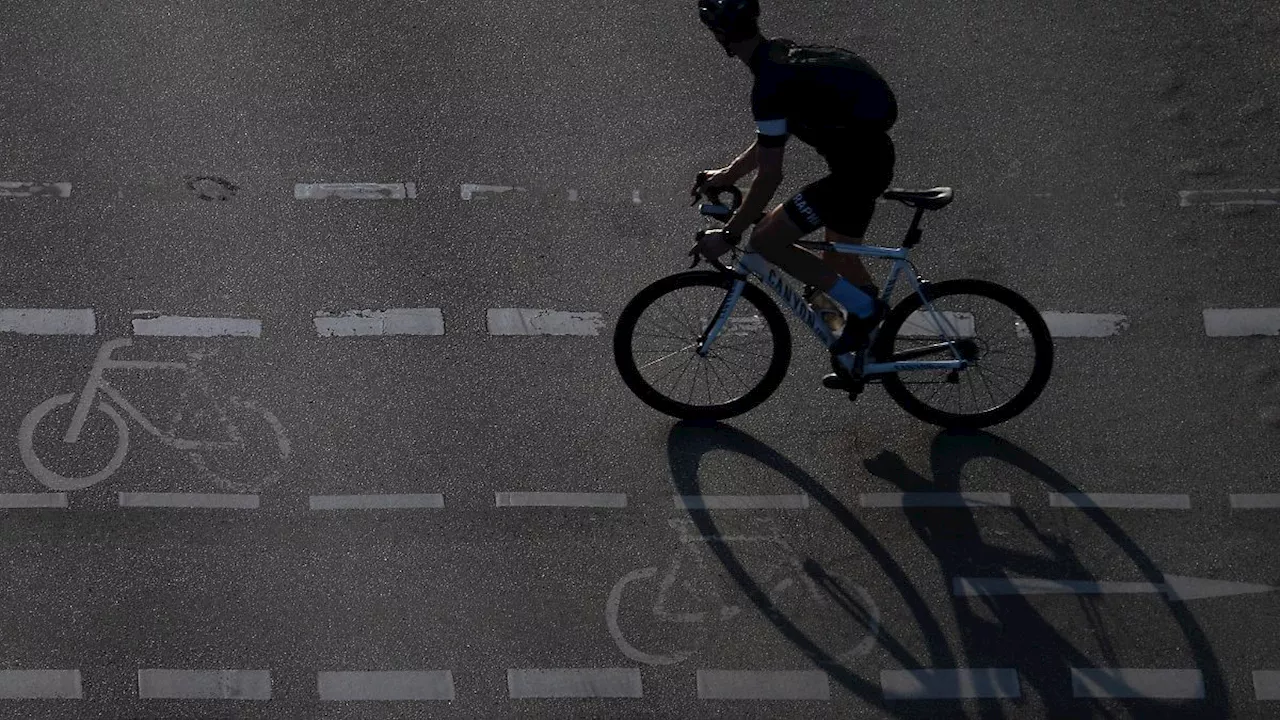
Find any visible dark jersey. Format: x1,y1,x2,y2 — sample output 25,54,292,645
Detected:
749,39,897,157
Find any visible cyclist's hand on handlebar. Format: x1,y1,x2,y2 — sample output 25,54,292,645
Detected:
692,228,738,263
690,168,734,199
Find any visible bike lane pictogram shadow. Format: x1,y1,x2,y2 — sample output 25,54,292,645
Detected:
665,421,1228,719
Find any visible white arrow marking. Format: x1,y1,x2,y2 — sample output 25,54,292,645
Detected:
954,575,1274,602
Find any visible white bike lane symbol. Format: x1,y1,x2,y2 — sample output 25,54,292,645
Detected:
18,338,291,492
606,520,881,665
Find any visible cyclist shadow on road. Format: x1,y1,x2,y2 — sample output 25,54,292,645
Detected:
665,422,1228,719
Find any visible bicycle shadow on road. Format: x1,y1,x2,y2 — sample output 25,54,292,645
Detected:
864,429,1229,719
665,422,1229,719
666,420,953,716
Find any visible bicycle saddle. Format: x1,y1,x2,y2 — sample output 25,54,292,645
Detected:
883,187,954,210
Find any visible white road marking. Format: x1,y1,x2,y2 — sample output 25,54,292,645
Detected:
1049,493,1191,509
898,311,975,338
138,669,272,700
1252,671,1280,700
0,308,96,335
0,493,68,508
1071,668,1204,699
0,181,73,198
1203,308,1280,337
317,671,455,701
1231,494,1280,509
1179,188,1280,207
495,492,627,508
0,670,83,699
676,494,810,510
1030,312,1129,338
954,574,1274,602
487,309,605,336
460,183,525,200
294,183,416,200
131,315,261,338
696,670,829,700
880,668,1020,700
859,492,1010,508
507,668,642,698
314,308,444,337
118,493,259,509
309,494,444,510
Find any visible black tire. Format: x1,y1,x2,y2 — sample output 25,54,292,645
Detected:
614,271,792,420
872,279,1053,428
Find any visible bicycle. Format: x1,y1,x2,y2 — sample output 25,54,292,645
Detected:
613,183,1054,428
18,338,291,492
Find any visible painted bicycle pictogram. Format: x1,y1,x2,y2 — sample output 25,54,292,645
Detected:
18,338,290,492
606,519,880,665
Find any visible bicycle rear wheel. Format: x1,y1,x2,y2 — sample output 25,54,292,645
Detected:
614,271,792,420
873,279,1053,428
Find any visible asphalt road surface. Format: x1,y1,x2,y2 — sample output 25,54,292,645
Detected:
1,1,1279,718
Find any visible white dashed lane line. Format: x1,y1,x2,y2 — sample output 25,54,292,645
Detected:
1034,312,1129,338
1071,668,1204,700
0,181,73,198
1049,493,1191,510
314,308,444,336
0,670,83,699
294,182,416,200
1,307,1277,338
137,669,272,700
675,494,810,510
460,183,525,200
696,670,829,701
506,668,643,699
859,492,1011,508
1230,494,1280,509
880,668,1021,700
308,494,444,510
1253,671,1280,701
317,671,455,701
131,314,262,338
1179,188,1280,207
118,493,259,509
495,492,627,508
0,493,68,508
487,309,605,336
0,308,96,335
1203,309,1280,337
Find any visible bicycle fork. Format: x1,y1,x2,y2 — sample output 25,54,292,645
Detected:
697,278,747,356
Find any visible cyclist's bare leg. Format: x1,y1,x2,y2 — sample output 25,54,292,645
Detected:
822,228,874,287
748,206,841,291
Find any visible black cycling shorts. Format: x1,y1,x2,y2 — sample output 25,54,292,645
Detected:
782,133,895,237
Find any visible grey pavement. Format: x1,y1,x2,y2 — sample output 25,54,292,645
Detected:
1,0,1279,718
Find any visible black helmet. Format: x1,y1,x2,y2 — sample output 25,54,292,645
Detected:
698,0,760,42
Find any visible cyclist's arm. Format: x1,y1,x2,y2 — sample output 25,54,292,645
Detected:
719,140,761,183
724,143,783,237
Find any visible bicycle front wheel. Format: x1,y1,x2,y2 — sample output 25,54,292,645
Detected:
614,271,792,420
873,279,1054,428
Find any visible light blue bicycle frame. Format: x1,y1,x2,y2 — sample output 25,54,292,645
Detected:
697,241,970,376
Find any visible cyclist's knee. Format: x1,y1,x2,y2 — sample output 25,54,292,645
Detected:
751,207,803,257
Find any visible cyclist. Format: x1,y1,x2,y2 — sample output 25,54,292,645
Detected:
691,0,898,382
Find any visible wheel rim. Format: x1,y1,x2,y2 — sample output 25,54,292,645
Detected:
884,292,1044,418
628,282,779,410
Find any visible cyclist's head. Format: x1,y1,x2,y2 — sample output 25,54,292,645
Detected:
698,0,761,55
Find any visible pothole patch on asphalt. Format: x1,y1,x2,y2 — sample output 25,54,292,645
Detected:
185,176,238,202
